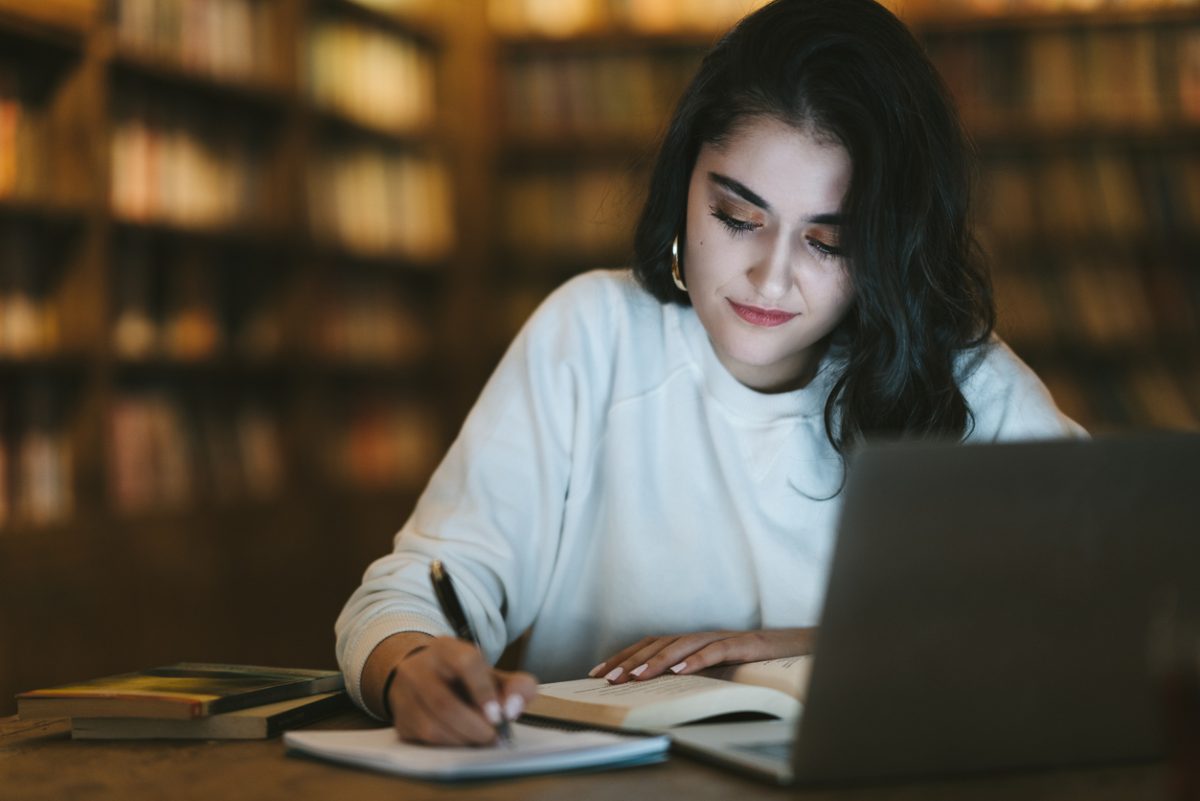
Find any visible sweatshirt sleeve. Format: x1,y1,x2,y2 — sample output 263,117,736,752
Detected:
960,338,1088,442
334,276,601,713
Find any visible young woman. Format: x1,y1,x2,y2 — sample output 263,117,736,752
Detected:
336,0,1084,745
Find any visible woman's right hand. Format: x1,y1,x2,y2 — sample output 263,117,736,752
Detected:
362,632,538,746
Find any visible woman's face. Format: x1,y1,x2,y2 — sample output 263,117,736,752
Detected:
683,116,855,392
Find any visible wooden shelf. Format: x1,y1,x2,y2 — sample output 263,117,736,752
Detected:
309,104,441,148
109,47,293,115
0,354,90,374
970,119,1200,151
501,132,661,163
111,216,293,250
497,28,720,53
0,197,87,225
310,239,451,273
0,7,85,55
317,0,442,44
915,5,1200,37
111,355,302,376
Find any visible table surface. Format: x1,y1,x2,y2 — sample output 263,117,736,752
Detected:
0,712,1172,801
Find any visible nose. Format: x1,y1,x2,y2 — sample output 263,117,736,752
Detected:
747,230,793,301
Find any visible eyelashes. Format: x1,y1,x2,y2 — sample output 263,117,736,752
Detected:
708,205,844,260
709,205,758,237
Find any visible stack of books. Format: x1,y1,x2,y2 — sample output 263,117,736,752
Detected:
14,663,348,740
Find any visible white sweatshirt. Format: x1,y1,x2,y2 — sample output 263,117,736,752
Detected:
335,269,1083,713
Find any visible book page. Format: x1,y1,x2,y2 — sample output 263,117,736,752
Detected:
283,723,669,780
528,674,801,729
701,656,814,701
534,675,742,708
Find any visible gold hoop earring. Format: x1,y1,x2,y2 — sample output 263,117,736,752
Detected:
670,236,686,292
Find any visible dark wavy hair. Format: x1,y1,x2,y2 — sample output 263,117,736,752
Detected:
632,0,994,453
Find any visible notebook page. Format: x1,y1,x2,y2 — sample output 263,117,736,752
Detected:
284,722,669,780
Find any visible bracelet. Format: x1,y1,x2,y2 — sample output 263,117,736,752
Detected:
380,645,428,722
380,667,398,722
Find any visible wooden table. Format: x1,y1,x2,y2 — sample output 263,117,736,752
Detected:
0,712,1172,801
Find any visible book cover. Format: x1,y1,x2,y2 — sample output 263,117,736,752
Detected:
70,691,349,740
16,663,344,721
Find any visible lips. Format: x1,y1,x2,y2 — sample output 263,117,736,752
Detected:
727,299,797,327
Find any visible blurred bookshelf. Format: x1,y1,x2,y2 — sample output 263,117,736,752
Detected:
3,0,1200,716
0,0,454,713
919,4,1200,432
481,0,1200,433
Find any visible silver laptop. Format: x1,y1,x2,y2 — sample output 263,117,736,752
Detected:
671,434,1200,784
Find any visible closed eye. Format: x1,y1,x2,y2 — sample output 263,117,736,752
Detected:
710,206,761,238
807,237,843,259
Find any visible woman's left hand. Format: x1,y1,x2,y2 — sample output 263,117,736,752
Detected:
589,628,815,684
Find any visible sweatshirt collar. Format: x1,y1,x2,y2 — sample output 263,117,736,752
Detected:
673,303,837,423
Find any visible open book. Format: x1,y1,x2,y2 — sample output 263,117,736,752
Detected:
525,656,812,731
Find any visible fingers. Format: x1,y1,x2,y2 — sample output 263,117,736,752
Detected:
613,632,734,683
497,669,538,721
387,637,526,746
592,628,813,684
588,635,674,683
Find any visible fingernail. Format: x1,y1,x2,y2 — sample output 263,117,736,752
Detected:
483,700,502,725
504,694,525,721
587,662,606,678
669,661,687,674
630,663,648,678
604,667,623,683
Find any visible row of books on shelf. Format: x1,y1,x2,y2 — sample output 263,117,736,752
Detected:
113,0,279,85
113,247,440,365
487,0,764,36
314,277,434,364
976,151,1200,241
905,0,1200,19
502,50,699,138
0,228,59,358
501,167,643,259
328,398,441,490
113,247,281,362
110,97,276,230
926,25,1200,131
108,389,286,513
0,72,44,201
0,385,73,528
994,254,1198,350
308,146,455,260
1038,361,1200,433
308,17,438,134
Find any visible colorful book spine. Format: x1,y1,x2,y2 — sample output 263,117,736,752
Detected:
329,398,441,490
307,146,454,260
502,50,700,138
315,276,433,364
109,95,271,229
108,390,285,513
926,22,1200,133
113,0,277,84
307,19,436,133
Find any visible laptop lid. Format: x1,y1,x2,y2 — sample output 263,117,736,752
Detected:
793,433,1200,784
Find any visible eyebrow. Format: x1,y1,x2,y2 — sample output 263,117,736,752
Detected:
708,171,844,226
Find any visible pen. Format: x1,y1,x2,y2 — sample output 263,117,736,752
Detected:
429,559,514,746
